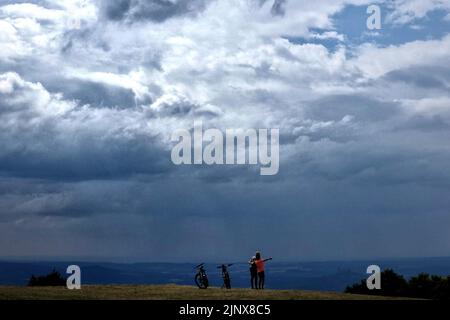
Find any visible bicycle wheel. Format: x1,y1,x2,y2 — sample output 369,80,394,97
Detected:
203,275,209,289
195,273,208,289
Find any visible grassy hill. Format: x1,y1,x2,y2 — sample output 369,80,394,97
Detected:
0,284,408,300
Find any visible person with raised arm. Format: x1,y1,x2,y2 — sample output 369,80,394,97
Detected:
254,251,272,290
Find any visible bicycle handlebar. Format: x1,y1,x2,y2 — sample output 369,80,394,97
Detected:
217,263,234,268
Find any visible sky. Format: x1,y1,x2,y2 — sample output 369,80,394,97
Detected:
0,0,450,263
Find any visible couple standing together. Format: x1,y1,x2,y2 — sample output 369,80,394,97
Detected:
249,251,272,289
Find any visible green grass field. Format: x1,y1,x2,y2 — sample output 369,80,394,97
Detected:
0,285,408,300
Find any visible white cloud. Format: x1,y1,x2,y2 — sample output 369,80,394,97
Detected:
352,34,450,78
0,3,65,21
309,31,345,41
66,68,151,102
0,20,31,61
0,72,73,116
400,97,450,117
387,0,450,24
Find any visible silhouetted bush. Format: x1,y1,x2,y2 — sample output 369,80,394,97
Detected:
345,269,450,300
28,269,66,287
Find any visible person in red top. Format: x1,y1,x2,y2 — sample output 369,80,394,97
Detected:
254,251,272,289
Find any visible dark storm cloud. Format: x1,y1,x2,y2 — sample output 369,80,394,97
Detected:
100,0,208,23
0,134,171,181
256,0,285,16
102,0,131,21
1,0,450,262
0,60,149,109
4,169,450,261
146,97,223,118
383,66,450,91
60,27,111,54
304,95,403,122
0,73,170,181
296,136,450,187
398,114,450,132
270,0,286,16
48,79,140,109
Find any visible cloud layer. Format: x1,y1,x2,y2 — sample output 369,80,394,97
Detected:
1,0,450,261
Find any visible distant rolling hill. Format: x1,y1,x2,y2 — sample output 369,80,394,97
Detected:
1,257,450,291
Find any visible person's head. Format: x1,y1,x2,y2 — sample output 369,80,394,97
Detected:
255,251,261,260
251,256,256,261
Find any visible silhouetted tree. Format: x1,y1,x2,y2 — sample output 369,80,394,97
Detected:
432,276,450,300
345,269,450,300
409,273,433,298
28,269,66,287
345,269,408,297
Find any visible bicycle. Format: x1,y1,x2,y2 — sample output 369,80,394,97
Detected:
194,263,209,289
218,264,233,289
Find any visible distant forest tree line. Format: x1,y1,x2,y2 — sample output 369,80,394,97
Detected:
27,268,450,299
28,269,66,287
346,269,450,300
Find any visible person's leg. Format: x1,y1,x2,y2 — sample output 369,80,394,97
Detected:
260,272,265,289
257,273,259,289
258,272,262,289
